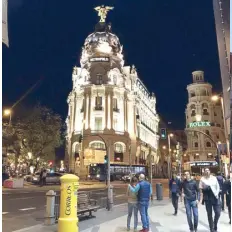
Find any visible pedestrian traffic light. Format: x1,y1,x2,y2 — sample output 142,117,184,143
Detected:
78,134,83,143
104,155,108,164
160,128,167,139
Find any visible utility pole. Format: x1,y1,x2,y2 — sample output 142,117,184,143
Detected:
129,145,132,180
107,144,113,211
149,146,153,188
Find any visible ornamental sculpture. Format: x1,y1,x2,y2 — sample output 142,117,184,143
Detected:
94,5,114,23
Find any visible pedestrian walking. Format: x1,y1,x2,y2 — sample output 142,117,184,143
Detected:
169,172,181,215
129,174,152,232
126,176,139,231
216,172,225,211
199,168,221,232
181,171,200,232
40,169,47,187
223,175,231,224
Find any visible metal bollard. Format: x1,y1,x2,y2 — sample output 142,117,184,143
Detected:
109,185,114,210
45,190,56,225
156,183,163,200
58,174,79,232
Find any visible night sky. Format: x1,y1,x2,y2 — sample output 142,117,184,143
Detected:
2,0,222,129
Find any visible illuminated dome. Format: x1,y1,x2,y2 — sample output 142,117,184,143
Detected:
80,23,124,67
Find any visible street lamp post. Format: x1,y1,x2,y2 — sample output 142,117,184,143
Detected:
168,133,174,179
212,95,230,174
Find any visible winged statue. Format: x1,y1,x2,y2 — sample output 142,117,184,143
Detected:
94,5,114,23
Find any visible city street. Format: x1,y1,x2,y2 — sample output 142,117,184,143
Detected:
2,179,169,232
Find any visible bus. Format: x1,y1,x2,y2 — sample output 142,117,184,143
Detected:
88,163,148,181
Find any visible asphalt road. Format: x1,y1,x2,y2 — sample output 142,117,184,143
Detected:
2,185,127,232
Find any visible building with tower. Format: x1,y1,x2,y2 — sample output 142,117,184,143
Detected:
65,6,160,178
185,70,226,173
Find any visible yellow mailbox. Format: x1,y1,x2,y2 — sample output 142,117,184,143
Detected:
58,174,79,232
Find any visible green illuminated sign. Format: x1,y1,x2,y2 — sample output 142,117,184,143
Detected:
189,121,211,128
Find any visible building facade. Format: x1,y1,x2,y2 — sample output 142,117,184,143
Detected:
213,0,230,140
185,71,226,173
65,14,159,176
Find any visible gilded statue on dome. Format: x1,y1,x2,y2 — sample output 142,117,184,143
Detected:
94,5,114,23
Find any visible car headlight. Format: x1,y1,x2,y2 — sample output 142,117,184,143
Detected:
33,177,38,180
96,174,100,178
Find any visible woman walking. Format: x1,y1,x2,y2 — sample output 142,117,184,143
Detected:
127,176,139,231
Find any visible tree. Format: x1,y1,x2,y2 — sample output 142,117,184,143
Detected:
18,104,63,167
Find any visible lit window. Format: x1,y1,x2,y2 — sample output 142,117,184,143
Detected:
114,143,124,153
95,117,102,131
113,98,117,109
113,118,118,131
90,142,105,150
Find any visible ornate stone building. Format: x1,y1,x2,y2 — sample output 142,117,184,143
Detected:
65,9,159,176
185,70,226,172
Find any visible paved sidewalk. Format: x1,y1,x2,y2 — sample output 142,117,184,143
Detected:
12,199,231,232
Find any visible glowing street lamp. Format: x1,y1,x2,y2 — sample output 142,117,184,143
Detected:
196,114,202,122
3,108,12,125
162,146,166,150
28,152,32,159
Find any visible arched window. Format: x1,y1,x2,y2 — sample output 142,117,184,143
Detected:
114,143,126,153
194,142,198,148
113,75,117,85
202,103,209,115
200,89,207,96
89,141,105,150
190,91,195,98
206,142,211,147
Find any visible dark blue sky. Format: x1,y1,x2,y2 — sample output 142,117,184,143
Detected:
2,0,221,129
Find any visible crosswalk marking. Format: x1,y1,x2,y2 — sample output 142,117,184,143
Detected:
19,207,36,211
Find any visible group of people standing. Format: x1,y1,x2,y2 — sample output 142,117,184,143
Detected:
169,169,231,232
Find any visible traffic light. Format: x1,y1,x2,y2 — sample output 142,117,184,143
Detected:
48,160,53,166
160,128,167,139
78,134,83,143
104,155,108,164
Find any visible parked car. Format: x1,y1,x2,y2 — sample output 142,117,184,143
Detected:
32,172,64,185
24,172,40,182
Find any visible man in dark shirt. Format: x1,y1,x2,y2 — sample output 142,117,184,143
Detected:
169,172,181,215
223,175,231,224
216,172,225,211
181,171,200,232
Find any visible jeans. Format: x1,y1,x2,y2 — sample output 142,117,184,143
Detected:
219,192,225,210
139,201,149,229
171,193,179,213
204,199,221,231
127,202,138,229
185,199,198,230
